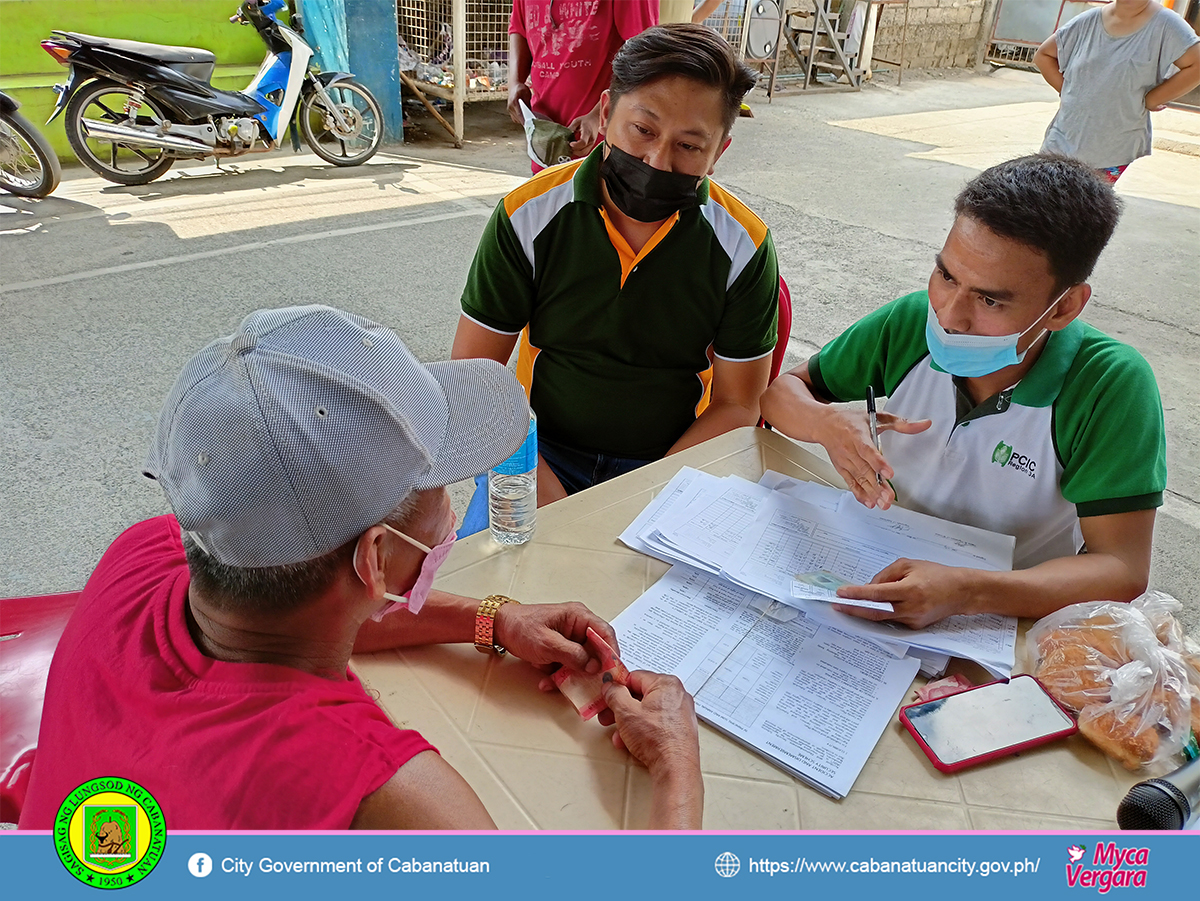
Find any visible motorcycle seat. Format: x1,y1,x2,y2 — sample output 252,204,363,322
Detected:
53,32,217,66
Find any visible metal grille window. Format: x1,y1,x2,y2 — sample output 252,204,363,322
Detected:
396,1,764,145
398,1,512,144
702,1,751,57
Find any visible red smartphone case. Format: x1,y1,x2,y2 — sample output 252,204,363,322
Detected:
899,675,1078,773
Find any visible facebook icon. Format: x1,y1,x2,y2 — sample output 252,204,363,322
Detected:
189,852,213,878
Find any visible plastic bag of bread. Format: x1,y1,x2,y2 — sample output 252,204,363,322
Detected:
1180,633,1200,743
1131,590,1186,651
1028,599,1194,773
1132,591,1200,745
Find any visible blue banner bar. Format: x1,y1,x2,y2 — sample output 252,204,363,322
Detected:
2,831,1193,899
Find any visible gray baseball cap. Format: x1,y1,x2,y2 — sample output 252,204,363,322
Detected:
143,305,529,567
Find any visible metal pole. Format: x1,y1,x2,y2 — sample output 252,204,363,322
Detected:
452,0,466,147
861,2,879,81
738,0,752,59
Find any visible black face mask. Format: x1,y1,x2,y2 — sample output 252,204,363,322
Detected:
599,143,703,222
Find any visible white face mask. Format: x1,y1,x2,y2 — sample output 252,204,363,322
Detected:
925,286,1070,378
355,522,456,620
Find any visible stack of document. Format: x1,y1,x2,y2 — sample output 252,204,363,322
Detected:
619,467,1018,678
612,566,922,798
613,468,1019,797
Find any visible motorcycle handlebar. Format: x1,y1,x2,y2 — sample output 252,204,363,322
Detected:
231,0,263,26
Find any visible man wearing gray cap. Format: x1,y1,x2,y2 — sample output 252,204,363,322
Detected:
19,305,702,831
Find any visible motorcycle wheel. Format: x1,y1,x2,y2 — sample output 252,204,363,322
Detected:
299,81,382,167
65,80,175,186
0,110,61,198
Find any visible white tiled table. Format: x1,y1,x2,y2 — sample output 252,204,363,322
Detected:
352,427,1138,829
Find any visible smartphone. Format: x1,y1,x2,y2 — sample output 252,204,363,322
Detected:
899,675,1077,773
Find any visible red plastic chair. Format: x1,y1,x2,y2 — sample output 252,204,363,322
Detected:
0,591,80,823
757,275,793,427
771,275,793,384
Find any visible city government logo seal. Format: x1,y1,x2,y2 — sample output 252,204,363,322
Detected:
53,778,165,888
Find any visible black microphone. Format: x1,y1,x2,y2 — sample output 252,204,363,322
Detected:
1117,756,1200,830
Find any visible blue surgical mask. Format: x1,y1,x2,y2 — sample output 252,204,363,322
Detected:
925,288,1069,378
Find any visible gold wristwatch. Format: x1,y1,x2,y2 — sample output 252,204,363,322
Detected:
474,595,519,655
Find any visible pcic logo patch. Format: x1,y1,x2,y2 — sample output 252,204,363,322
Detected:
54,778,165,889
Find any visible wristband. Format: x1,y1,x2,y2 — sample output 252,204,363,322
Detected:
474,595,519,655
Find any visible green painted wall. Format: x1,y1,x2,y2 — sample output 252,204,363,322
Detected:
0,0,276,159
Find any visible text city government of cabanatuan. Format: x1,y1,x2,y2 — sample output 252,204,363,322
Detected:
222,856,491,875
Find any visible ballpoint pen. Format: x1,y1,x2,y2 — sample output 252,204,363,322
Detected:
867,385,882,485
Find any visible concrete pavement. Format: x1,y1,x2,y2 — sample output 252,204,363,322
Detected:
2,66,1197,630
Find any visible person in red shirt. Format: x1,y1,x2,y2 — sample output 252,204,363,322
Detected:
19,305,703,831
508,0,659,172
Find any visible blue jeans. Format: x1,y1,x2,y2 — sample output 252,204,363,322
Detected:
458,436,655,538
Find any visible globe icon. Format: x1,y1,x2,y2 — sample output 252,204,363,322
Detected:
714,851,740,878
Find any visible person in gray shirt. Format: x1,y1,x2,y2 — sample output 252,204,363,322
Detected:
1034,0,1199,181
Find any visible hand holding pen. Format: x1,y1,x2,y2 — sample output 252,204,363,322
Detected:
867,386,882,486
827,385,929,511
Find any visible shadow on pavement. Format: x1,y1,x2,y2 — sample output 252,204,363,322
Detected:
95,158,421,200
0,191,113,234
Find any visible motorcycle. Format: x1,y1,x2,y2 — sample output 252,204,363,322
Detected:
41,0,382,186
0,91,61,198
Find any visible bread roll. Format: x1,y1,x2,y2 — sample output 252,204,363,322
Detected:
1079,709,1160,770
1034,645,1111,712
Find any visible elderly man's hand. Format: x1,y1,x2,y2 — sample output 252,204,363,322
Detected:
602,671,700,774
493,600,620,674
602,671,704,828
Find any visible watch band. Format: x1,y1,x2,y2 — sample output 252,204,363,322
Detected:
474,595,519,655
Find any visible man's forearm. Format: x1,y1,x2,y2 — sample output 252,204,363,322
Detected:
692,0,723,24
667,399,760,455
760,371,833,442
353,589,479,652
508,33,532,87
961,552,1147,620
647,764,704,830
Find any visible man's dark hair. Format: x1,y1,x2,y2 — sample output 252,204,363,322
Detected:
184,493,420,614
954,154,1123,293
609,23,758,134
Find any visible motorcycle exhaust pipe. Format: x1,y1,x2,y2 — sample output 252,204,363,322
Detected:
80,118,211,154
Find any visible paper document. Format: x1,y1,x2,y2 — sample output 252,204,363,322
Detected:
619,470,1018,676
720,489,1017,676
758,471,843,511
618,467,709,565
613,565,921,799
652,476,773,573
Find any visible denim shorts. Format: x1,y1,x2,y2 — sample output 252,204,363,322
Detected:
538,435,656,496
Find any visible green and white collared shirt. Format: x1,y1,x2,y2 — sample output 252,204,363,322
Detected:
809,291,1166,569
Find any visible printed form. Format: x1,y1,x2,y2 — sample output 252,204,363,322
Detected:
613,565,921,799
620,471,1018,676
619,467,716,569
719,489,1018,675
650,475,774,573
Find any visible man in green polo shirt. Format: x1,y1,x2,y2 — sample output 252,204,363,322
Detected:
761,154,1166,629
451,24,779,505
